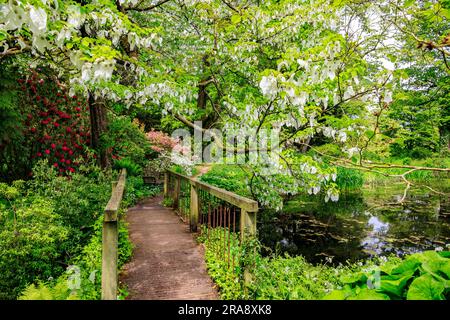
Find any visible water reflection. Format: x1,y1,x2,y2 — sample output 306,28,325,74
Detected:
361,216,390,255
258,182,450,264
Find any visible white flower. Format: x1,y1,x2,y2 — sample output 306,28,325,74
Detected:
29,6,47,34
325,189,339,202
345,147,360,157
92,60,115,82
338,131,347,142
259,75,277,98
380,58,395,71
32,34,49,52
322,126,336,139
343,85,355,100
0,4,10,22
383,91,393,104
67,5,84,29
69,50,84,69
56,28,72,47
81,62,92,82
293,91,308,107
3,1,26,30
327,69,335,80
128,32,138,51
297,59,308,69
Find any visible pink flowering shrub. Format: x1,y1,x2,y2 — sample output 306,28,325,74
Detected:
146,130,177,155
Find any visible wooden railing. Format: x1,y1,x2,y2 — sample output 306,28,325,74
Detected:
101,168,127,300
164,170,258,283
165,170,258,238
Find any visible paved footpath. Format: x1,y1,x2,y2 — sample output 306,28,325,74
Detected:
120,195,219,300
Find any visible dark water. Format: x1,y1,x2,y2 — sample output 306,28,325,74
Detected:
258,180,450,264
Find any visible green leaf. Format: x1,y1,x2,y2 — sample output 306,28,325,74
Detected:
414,251,450,279
231,15,241,24
348,288,390,300
322,290,348,300
379,271,414,298
406,274,445,300
0,30,7,42
340,272,367,285
438,251,450,259
390,257,421,276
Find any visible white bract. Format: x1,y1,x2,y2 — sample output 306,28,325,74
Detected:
260,75,278,98
29,6,47,34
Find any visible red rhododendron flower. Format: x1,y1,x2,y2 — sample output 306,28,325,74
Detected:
68,167,75,173
20,69,90,177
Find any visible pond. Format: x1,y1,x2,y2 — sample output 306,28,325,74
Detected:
258,179,450,265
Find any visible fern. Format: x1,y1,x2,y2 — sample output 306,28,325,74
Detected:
19,280,77,300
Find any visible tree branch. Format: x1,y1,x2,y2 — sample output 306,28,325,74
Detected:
126,0,171,12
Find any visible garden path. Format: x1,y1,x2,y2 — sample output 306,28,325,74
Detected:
120,195,218,300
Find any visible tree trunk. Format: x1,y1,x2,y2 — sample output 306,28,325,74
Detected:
301,136,311,153
197,83,207,109
88,92,110,168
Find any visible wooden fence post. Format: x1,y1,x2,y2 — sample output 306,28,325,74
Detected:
173,176,180,209
240,208,257,287
190,182,199,232
101,169,126,300
240,209,257,241
164,172,168,197
101,220,118,300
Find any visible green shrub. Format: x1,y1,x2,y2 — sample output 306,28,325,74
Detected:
0,197,68,299
14,170,154,300
113,158,142,176
335,167,364,191
102,116,151,168
27,160,112,258
199,165,251,198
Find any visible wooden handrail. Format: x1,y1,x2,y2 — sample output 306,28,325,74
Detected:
167,170,258,212
105,168,127,221
165,169,258,286
101,168,127,300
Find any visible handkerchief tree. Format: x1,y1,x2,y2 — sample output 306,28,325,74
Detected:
1,0,449,208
